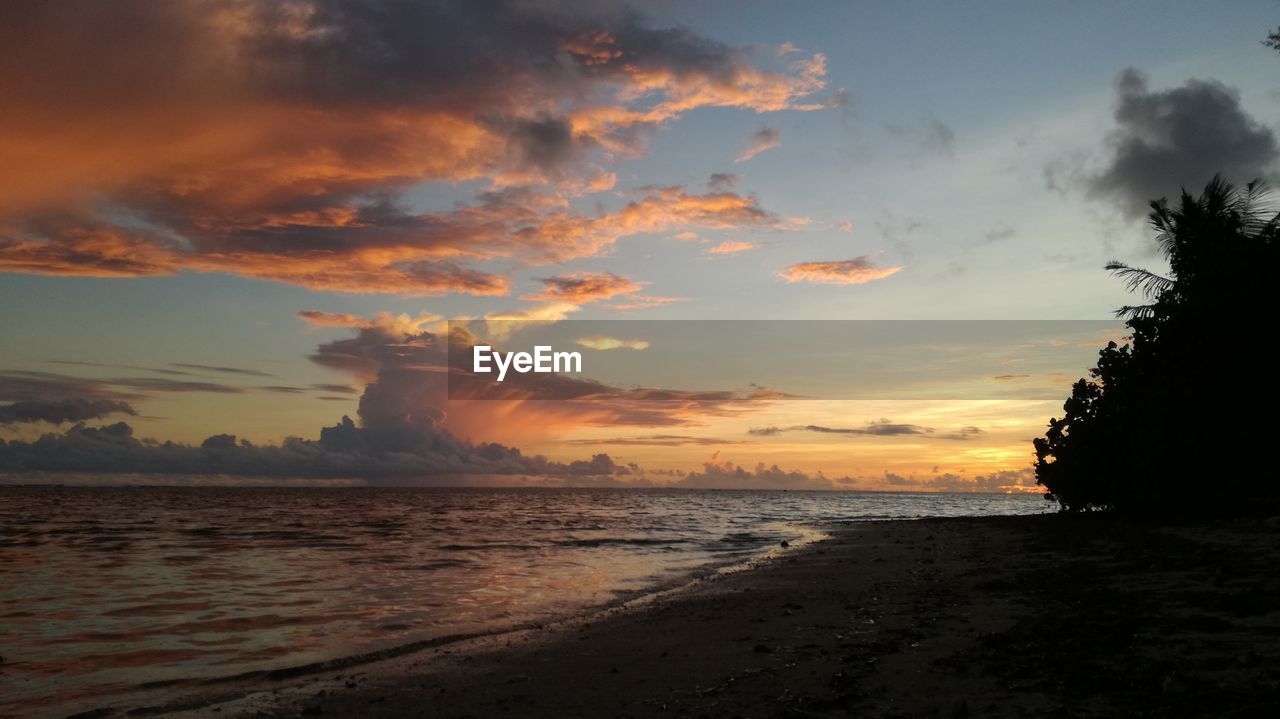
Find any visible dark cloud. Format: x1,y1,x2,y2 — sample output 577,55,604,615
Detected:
170,363,274,377
737,127,782,162
0,368,304,412
0,419,629,479
748,421,983,441
311,383,357,394
105,378,245,394
707,173,740,192
49,359,196,376
674,461,839,490
0,370,138,403
562,434,736,447
0,371,138,425
1089,68,1279,217
880,468,1036,493
937,426,985,441
0,398,136,425
522,272,642,304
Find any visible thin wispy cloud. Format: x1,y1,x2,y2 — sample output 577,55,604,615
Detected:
576,337,651,351
778,257,901,285
706,240,762,255
737,127,782,162
522,272,643,304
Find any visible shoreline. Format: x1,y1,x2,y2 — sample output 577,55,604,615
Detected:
53,523,829,719
79,513,1280,717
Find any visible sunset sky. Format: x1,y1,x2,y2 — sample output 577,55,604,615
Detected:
2,0,1277,490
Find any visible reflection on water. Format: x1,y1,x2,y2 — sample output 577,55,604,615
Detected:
0,485,1046,716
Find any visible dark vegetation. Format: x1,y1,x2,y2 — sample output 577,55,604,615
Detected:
1035,177,1280,512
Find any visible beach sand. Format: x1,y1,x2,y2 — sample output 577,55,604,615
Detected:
154,514,1280,718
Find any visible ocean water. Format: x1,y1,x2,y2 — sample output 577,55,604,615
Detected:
0,486,1048,717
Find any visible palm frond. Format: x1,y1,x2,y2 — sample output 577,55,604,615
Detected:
1105,261,1174,300
1236,179,1278,236
1114,304,1156,320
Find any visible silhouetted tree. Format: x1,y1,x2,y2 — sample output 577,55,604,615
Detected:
1035,177,1280,512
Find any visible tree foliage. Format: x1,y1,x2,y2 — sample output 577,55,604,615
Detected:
1035,177,1280,512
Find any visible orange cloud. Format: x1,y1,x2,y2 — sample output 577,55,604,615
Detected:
603,295,688,312
522,272,642,304
0,2,834,296
1,187,785,296
298,310,440,335
778,257,902,285
301,312,777,446
576,337,651,351
706,240,762,255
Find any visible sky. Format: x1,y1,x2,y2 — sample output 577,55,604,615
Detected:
2,0,1277,490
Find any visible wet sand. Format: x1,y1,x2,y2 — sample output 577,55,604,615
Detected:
152,514,1280,718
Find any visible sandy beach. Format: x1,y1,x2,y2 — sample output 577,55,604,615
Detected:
131,514,1280,719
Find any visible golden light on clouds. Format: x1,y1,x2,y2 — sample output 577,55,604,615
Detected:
778,257,903,285
576,337,651,351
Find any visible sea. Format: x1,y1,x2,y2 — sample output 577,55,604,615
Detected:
0,485,1049,717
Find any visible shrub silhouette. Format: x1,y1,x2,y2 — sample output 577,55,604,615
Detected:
1035,176,1280,512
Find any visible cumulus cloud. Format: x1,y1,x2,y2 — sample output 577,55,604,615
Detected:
307,312,777,443
0,1,833,296
705,240,761,255
0,419,640,479
777,256,902,285
737,127,782,162
576,337,651,351
675,460,839,490
1,312,780,476
880,468,1037,493
1089,68,1279,216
